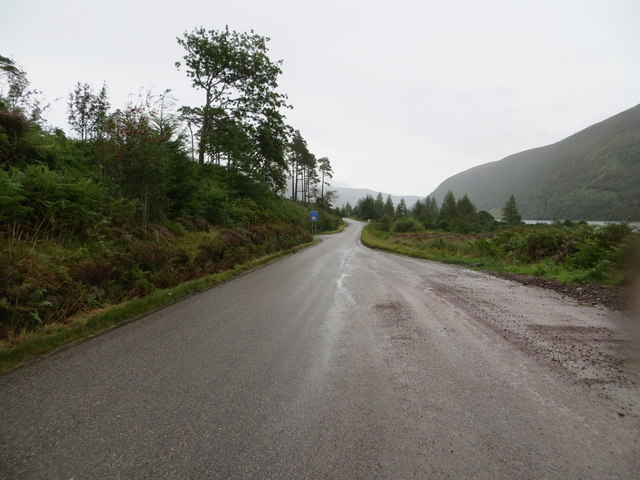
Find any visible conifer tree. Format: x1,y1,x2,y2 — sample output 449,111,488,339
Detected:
456,194,477,220
502,195,522,225
439,191,457,223
374,193,385,219
395,198,408,218
425,196,439,227
384,195,395,217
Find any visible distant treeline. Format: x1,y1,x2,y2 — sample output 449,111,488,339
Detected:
338,191,521,233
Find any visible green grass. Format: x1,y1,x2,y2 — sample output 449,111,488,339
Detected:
0,241,314,374
361,228,478,266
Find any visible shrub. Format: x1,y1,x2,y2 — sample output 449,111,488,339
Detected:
314,208,341,232
201,184,229,225
392,217,423,233
566,238,608,269
1,165,104,239
595,222,633,243
371,215,393,232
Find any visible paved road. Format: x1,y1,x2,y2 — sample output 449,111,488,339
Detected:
1,220,638,479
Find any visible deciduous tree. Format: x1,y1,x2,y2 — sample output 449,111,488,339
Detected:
102,105,174,227
67,82,110,142
0,55,48,124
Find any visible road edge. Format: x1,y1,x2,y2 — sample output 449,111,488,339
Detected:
0,239,320,375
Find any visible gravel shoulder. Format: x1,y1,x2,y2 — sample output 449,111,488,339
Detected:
488,270,635,312
427,265,640,419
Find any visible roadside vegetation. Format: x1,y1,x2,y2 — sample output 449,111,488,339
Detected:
0,30,342,368
344,192,639,287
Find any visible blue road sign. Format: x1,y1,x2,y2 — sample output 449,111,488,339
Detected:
310,211,318,222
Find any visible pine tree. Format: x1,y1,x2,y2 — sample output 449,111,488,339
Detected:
411,199,426,223
384,195,395,217
395,198,408,218
425,196,439,227
439,191,457,223
355,195,376,219
456,194,477,220
374,193,385,219
344,202,353,217
502,195,522,225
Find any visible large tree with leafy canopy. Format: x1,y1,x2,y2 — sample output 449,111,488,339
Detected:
175,27,289,170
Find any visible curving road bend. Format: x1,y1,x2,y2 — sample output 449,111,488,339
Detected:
1,219,638,479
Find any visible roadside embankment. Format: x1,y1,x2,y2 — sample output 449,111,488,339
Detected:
0,222,315,372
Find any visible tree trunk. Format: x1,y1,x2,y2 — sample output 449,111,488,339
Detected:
198,117,207,164
293,163,299,201
198,91,212,164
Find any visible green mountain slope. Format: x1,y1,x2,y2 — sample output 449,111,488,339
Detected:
430,103,640,220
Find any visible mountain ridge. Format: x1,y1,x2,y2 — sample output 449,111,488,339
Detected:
429,103,640,220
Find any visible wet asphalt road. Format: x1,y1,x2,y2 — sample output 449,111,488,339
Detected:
1,220,638,479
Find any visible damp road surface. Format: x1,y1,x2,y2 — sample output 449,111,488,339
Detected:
1,220,639,479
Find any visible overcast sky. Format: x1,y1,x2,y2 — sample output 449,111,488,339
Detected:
2,0,639,196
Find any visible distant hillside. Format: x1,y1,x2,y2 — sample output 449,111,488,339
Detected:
333,187,421,209
430,103,640,220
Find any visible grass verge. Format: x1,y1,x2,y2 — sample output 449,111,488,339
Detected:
361,227,475,265
0,241,315,374
360,226,636,285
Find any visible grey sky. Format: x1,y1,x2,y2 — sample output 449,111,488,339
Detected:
2,0,639,196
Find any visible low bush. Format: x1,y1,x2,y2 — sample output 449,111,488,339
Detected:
392,217,423,233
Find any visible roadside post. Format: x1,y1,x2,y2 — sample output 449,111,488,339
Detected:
310,210,318,234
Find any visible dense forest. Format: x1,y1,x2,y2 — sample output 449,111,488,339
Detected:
430,103,640,221
0,28,341,345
